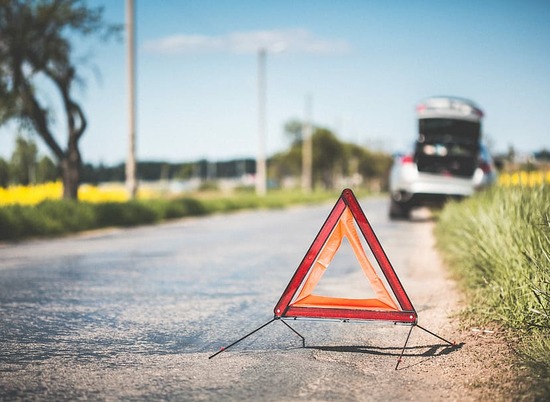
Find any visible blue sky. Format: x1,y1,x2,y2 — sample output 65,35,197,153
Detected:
1,0,549,164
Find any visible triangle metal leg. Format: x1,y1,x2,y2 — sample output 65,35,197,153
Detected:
209,317,308,359
415,324,455,346
281,319,306,347
395,324,415,370
209,318,276,359
395,323,457,370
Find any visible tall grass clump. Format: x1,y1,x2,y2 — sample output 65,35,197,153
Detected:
435,186,550,394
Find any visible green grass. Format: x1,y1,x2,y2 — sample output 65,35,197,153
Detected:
435,186,550,398
0,189,343,241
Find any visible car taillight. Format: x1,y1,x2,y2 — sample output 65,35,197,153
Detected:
401,155,414,164
478,161,492,174
416,104,426,114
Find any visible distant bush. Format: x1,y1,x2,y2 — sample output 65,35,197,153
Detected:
0,205,31,239
143,198,207,220
36,200,97,232
94,201,159,227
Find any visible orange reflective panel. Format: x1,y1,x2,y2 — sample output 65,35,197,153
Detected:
290,207,399,311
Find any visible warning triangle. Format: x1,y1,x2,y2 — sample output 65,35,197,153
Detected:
274,188,417,323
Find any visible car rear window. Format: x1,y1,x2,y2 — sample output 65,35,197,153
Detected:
415,118,480,177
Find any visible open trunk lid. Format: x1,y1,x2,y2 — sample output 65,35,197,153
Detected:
415,118,480,178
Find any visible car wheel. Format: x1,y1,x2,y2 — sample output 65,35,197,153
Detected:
389,199,411,220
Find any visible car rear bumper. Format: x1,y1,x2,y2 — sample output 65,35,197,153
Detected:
391,172,474,206
407,174,474,196
404,192,466,207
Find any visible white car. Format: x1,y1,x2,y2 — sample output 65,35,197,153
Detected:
389,97,496,219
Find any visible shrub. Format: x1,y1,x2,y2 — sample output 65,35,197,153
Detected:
93,201,160,227
36,200,97,232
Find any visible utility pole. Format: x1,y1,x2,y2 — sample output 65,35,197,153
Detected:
256,48,267,196
125,0,138,199
302,94,313,193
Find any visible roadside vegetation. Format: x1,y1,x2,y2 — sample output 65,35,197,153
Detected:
435,184,550,398
0,186,342,241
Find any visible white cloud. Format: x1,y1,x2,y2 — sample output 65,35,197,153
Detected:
143,28,352,55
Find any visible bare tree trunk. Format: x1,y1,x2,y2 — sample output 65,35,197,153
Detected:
26,80,86,201
60,139,81,200
55,70,86,201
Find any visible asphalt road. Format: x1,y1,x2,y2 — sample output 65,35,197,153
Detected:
0,197,468,401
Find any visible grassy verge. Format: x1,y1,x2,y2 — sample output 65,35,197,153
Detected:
435,186,550,398
0,189,343,241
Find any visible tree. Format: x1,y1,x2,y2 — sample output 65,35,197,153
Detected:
36,155,58,183
534,148,550,162
312,128,345,189
272,124,346,190
269,146,301,181
271,120,393,190
283,119,304,146
10,135,37,185
0,0,119,199
0,157,8,187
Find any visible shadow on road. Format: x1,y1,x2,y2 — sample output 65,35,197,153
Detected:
305,342,464,370
306,342,462,357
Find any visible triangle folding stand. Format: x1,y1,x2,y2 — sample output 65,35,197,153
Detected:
210,189,457,369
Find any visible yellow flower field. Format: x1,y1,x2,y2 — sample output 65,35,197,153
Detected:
0,181,156,206
498,171,550,187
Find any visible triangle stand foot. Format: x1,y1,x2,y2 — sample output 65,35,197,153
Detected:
395,323,456,370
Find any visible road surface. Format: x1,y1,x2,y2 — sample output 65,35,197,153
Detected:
0,197,504,400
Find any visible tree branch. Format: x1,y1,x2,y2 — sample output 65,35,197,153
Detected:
20,81,64,160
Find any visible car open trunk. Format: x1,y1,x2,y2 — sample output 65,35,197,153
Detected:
415,118,480,178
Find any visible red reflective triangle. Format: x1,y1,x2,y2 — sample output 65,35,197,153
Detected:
273,188,417,323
